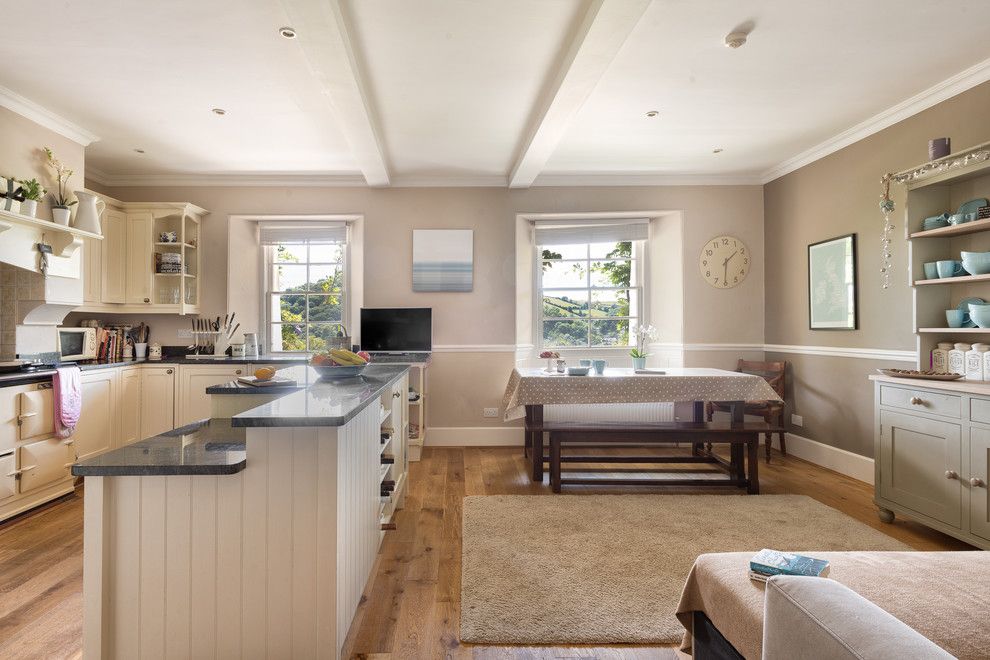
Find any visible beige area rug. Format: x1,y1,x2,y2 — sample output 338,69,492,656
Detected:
460,494,911,645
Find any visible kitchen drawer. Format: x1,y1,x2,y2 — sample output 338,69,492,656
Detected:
879,385,960,418
19,438,72,493
971,398,990,426
19,385,55,441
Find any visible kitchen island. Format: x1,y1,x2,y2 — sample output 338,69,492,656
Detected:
72,364,410,660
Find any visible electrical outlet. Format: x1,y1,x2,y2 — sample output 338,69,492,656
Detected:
177,329,193,339
483,407,499,418
791,414,803,427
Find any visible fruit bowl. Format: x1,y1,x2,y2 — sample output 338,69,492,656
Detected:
311,364,367,381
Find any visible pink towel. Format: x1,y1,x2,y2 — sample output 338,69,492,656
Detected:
53,367,82,439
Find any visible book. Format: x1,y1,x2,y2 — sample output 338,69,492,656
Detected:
749,549,830,578
237,376,297,387
748,570,770,583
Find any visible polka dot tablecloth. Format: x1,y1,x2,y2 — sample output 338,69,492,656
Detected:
502,367,781,420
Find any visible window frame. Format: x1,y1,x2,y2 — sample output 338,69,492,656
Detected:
264,240,349,353
535,240,647,350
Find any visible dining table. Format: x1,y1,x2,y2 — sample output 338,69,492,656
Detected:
502,366,783,483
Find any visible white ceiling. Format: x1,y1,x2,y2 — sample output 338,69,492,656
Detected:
1,0,989,186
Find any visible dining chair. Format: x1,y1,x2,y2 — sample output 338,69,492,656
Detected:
705,359,787,463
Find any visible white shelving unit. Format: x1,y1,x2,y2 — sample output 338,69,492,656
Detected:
405,361,429,462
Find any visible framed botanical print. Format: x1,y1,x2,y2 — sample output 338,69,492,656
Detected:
808,233,857,330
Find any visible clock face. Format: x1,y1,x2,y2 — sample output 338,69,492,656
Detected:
700,235,750,288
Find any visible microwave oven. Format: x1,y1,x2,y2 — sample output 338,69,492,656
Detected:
57,327,98,361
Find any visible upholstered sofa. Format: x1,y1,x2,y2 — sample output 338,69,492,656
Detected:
677,552,988,659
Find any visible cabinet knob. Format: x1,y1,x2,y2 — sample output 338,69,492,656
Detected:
144,298,150,303
235,369,242,375
166,369,173,375
945,470,959,480
393,391,401,398
971,477,986,488
909,396,924,405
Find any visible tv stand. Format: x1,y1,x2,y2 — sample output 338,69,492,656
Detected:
366,353,430,461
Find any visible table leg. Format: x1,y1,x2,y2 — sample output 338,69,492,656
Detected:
692,400,704,456
747,434,760,494
731,443,744,483
550,433,561,493
529,405,544,482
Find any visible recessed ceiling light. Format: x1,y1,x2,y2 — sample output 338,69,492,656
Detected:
279,26,297,39
212,108,226,116
712,147,724,153
645,110,659,118
724,31,748,48
133,148,145,154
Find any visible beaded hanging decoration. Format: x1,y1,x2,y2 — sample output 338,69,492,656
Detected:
879,173,895,290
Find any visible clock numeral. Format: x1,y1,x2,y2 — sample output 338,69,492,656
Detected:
723,281,729,287
722,238,729,246
706,271,711,278
703,260,708,266
706,249,713,256
734,276,738,283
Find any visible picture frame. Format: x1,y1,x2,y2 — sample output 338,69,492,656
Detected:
808,233,857,330
412,229,474,292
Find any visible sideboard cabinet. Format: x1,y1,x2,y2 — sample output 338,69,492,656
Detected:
873,376,990,549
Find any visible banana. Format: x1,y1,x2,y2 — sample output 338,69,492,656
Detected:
330,349,367,366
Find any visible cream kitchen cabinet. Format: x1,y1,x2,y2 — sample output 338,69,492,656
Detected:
19,438,74,494
141,366,176,438
76,191,206,315
75,370,119,461
176,364,248,427
119,367,142,446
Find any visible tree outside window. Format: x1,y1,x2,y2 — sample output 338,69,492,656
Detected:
268,242,346,352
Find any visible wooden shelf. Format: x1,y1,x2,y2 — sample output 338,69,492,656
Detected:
918,327,990,333
915,273,990,286
154,273,196,278
910,217,990,239
155,242,196,249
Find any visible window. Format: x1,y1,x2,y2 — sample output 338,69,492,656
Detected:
537,240,643,348
265,240,346,352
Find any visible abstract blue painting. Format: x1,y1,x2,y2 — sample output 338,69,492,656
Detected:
412,229,473,292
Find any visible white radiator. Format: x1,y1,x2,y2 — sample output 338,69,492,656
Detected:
543,402,675,423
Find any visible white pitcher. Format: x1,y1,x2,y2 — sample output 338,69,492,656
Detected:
73,191,105,235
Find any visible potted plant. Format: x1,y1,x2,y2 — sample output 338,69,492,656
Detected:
539,350,560,373
18,178,44,218
630,324,659,370
44,147,76,225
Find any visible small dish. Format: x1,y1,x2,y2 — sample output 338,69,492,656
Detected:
948,213,970,225
566,367,590,376
922,213,950,230
311,364,367,380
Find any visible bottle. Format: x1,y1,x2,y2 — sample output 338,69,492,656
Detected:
948,343,970,375
932,342,953,372
966,344,988,381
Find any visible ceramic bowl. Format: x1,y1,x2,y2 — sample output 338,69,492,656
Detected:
566,367,590,376
970,305,990,328
948,213,971,226
923,214,950,230
312,364,367,380
962,251,990,275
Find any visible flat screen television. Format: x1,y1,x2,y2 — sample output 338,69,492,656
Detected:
360,308,432,353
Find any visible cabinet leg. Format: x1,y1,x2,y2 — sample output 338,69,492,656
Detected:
877,507,895,524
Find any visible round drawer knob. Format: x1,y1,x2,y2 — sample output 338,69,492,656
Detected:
909,396,924,405
236,369,242,375
971,477,986,488
144,298,150,303
945,470,959,480
166,369,173,375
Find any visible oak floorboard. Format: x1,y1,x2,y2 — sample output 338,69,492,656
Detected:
1,448,973,660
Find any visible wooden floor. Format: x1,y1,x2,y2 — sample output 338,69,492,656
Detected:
0,447,972,660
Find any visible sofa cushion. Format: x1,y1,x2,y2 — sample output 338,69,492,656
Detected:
762,575,954,659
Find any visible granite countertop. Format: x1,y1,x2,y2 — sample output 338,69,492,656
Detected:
231,364,409,428
72,419,246,477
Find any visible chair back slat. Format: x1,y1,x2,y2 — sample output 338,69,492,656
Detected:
736,359,786,399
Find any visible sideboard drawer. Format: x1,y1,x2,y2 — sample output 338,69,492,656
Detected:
880,385,960,418
971,398,990,425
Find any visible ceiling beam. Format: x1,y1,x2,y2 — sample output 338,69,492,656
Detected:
279,0,389,186
508,0,650,189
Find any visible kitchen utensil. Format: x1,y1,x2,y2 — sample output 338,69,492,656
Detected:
592,359,606,375
228,322,240,339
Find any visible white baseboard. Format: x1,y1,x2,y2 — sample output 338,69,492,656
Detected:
426,426,525,446
779,432,874,485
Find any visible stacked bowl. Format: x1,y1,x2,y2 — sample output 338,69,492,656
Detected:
969,301,990,328
962,251,990,276
923,213,950,231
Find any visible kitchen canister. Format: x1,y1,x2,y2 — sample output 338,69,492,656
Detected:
932,342,953,372
966,343,989,381
948,343,970,375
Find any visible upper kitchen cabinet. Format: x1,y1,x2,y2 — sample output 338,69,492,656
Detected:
78,191,207,315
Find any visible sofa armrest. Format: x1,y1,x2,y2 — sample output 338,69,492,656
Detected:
762,576,955,660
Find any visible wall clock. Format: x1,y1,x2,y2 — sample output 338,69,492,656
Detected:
699,235,750,288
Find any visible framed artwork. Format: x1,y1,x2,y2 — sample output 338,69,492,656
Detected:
412,229,473,292
808,233,857,330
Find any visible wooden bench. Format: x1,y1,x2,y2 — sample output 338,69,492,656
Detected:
540,420,783,494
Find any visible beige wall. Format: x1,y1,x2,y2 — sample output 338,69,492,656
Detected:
0,107,85,221
764,81,990,457
77,183,764,427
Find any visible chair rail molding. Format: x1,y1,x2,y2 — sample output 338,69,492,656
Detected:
762,344,915,362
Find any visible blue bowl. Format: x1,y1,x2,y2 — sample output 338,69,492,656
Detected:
566,367,590,376
948,213,971,226
923,213,950,230
970,305,990,328
961,251,990,275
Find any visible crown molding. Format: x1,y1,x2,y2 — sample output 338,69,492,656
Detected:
761,56,990,184
533,172,764,186
83,170,368,188
0,85,99,146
